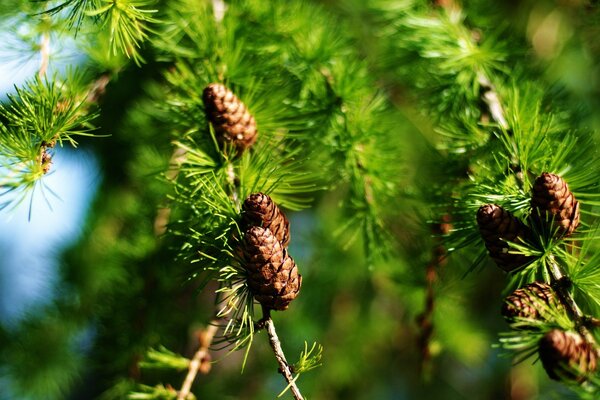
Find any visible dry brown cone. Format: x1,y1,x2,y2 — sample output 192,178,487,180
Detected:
239,226,301,311
539,329,598,382
202,83,257,154
531,172,580,237
477,204,533,272
502,281,561,322
241,193,290,248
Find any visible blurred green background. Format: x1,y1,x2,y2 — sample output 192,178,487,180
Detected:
1,0,600,399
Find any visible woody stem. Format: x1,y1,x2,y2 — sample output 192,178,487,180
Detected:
262,308,304,400
226,162,240,208
177,321,220,400
38,13,50,79
546,255,595,343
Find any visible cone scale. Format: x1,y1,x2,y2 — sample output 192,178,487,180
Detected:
203,83,257,154
476,204,532,272
502,281,560,322
539,329,598,382
240,227,301,311
241,193,290,248
531,172,580,237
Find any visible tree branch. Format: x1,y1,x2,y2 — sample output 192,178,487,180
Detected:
416,216,451,377
154,147,188,236
434,0,509,130
177,321,220,400
262,310,304,400
156,0,227,235
477,72,509,130
355,143,374,206
546,255,597,344
38,31,50,78
226,162,240,208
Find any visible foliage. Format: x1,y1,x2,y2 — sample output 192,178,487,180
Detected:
0,72,99,214
2,0,600,399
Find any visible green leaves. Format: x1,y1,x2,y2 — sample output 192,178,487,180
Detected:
128,384,186,400
45,0,159,65
138,346,190,371
1,75,97,145
0,72,99,211
277,341,323,398
91,0,159,65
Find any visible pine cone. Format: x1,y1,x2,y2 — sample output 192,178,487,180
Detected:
539,329,598,382
240,227,301,311
241,193,290,248
502,282,560,322
531,172,580,237
202,83,257,154
477,204,533,272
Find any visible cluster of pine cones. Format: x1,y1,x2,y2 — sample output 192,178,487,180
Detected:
201,84,597,384
477,172,580,273
476,173,596,382
237,193,302,311
502,282,598,382
203,84,301,311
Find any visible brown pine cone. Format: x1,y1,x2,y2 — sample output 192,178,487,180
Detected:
240,227,301,311
477,204,533,272
502,282,560,322
539,329,598,382
241,193,290,248
202,83,257,154
531,172,580,237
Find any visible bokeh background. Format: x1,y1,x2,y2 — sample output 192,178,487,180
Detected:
1,0,600,399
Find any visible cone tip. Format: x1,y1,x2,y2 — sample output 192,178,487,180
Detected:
535,172,561,185
477,203,500,220
203,83,227,101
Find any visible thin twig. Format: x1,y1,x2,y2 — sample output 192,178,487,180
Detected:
38,31,50,78
477,72,509,130
546,255,596,343
226,162,240,208
154,147,188,236
416,216,451,377
262,309,304,400
177,321,220,400
434,0,509,130
212,0,226,23
355,143,374,206
85,74,111,105
155,0,228,235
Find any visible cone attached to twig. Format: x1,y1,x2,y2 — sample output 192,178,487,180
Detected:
477,204,533,272
203,83,257,154
239,227,301,311
502,281,560,322
539,329,598,382
241,193,290,248
531,172,580,237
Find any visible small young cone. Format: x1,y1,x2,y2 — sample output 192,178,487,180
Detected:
241,193,290,247
202,83,257,154
531,172,580,237
240,227,301,311
539,329,598,382
477,204,532,272
502,281,560,322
